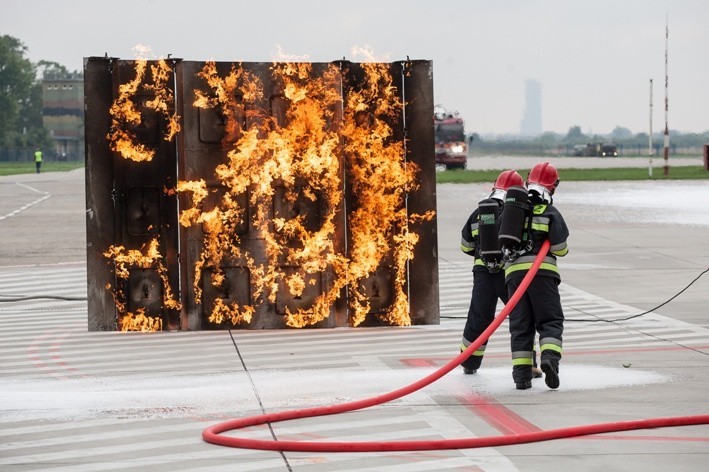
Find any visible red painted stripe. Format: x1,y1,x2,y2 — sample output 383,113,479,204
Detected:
400,358,439,368
49,330,87,377
27,332,69,380
460,393,540,435
460,393,709,443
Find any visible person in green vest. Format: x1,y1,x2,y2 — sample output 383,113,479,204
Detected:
34,148,43,173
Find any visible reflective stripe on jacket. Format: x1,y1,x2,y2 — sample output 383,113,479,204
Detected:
505,202,569,282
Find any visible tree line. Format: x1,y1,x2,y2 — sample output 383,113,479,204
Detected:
0,34,75,160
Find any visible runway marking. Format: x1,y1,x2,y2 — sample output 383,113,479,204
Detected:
0,182,51,221
461,393,540,435
461,393,709,443
26,328,89,380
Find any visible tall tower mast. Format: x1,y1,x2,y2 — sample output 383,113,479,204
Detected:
663,16,670,175
649,78,653,177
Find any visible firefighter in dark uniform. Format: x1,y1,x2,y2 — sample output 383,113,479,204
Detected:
504,161,569,390
459,170,528,374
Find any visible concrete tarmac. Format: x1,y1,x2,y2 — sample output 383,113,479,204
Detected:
1,165,707,471
463,154,703,170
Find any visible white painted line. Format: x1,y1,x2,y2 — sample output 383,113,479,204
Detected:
0,182,51,221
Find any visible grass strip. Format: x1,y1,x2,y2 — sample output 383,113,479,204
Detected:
0,161,85,176
437,166,709,184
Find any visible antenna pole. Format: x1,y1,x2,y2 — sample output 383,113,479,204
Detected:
663,16,670,175
649,78,653,177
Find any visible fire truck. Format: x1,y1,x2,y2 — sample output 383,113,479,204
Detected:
434,106,467,170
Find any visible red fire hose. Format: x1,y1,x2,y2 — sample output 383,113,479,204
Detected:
203,240,709,451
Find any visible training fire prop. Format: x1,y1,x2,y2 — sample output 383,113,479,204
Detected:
85,57,438,331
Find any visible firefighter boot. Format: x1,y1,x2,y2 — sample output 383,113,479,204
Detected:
540,358,560,390
513,365,533,390
460,348,481,375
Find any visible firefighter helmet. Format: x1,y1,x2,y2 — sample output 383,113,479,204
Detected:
527,162,559,193
493,170,524,191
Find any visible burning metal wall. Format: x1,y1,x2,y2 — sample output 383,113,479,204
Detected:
85,57,439,331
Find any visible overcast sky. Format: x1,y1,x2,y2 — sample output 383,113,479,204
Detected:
2,0,707,135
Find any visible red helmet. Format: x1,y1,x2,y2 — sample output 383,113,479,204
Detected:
493,170,524,191
527,162,559,193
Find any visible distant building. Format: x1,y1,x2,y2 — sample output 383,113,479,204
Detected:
42,72,84,160
520,79,542,136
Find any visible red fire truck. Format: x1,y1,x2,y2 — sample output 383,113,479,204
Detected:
434,106,467,170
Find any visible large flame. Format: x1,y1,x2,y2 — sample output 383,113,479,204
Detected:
103,238,180,332
103,52,182,332
183,60,346,327
104,55,433,330
107,57,180,162
118,308,162,332
341,61,434,326
178,59,433,328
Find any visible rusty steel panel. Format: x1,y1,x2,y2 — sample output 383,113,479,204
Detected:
177,61,343,329
339,61,401,328
201,267,251,318
84,57,117,331
403,60,439,325
86,57,437,331
85,57,180,331
358,266,394,314
126,269,163,315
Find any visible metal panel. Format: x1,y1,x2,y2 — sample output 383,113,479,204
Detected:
275,268,323,315
201,266,251,329
337,60,437,327
125,186,161,236
126,269,163,315
403,60,440,325
85,57,180,331
178,61,270,329
358,267,394,314
87,57,437,331
84,57,118,331
177,61,346,329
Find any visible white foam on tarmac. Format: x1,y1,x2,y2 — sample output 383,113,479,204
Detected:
558,181,709,227
448,363,668,394
0,364,667,421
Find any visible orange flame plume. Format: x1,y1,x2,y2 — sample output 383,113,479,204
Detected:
107,58,180,162
104,55,433,330
183,60,346,327
104,238,181,331
341,61,433,326
179,59,433,328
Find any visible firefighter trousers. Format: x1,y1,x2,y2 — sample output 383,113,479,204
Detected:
507,275,564,383
460,270,508,371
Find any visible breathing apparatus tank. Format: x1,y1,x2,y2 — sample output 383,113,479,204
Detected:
499,185,532,261
477,198,503,272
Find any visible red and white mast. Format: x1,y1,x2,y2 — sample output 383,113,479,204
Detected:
663,16,670,175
